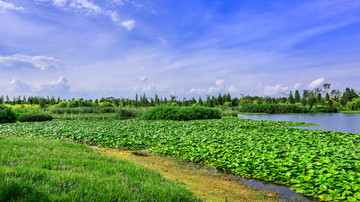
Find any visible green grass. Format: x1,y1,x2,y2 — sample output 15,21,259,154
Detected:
340,110,360,114
0,136,199,201
1,115,360,201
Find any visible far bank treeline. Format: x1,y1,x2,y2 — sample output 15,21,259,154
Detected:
1,85,360,112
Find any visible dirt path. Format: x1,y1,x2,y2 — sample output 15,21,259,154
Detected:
96,149,279,202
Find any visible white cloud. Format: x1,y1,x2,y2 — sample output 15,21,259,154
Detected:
8,77,71,97
0,54,60,70
294,83,303,89
133,84,156,92
308,77,325,89
9,77,32,93
36,0,130,28
39,77,70,95
215,79,224,86
189,88,207,94
121,19,136,30
0,1,24,11
189,80,226,95
139,76,148,82
264,84,289,95
37,0,102,14
228,85,238,93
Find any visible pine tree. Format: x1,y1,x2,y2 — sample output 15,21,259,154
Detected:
288,91,295,104
295,90,301,103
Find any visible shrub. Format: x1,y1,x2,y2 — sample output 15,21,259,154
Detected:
17,113,53,122
50,107,116,114
0,105,17,123
346,99,360,111
238,104,303,114
56,101,68,108
310,106,339,113
141,106,221,121
99,102,114,107
116,108,136,120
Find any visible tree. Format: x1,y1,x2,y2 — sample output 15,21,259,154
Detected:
288,91,295,104
294,90,301,103
301,97,307,107
316,93,322,106
302,90,309,99
198,96,203,106
308,96,316,108
39,99,46,108
325,93,330,101
323,83,331,91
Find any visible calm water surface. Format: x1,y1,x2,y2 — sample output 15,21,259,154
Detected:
239,113,360,134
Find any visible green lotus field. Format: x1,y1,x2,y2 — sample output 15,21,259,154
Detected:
1,115,360,201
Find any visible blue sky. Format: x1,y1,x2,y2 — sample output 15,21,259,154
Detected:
0,0,360,99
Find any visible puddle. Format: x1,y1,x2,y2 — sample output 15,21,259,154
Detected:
186,163,317,202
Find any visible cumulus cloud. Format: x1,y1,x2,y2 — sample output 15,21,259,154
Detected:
121,20,136,30
294,83,303,89
308,77,325,89
0,1,24,11
189,80,226,95
215,79,224,86
40,77,70,94
133,84,156,92
9,77,32,93
0,54,60,70
139,76,148,82
264,84,289,95
228,85,238,93
8,77,71,97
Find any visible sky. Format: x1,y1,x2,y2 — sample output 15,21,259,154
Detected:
0,0,360,99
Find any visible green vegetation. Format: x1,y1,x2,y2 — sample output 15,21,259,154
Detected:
310,106,339,113
0,136,199,201
50,107,117,114
238,104,307,114
4,115,358,201
0,105,17,124
116,108,136,120
17,112,53,122
140,106,221,121
1,84,358,113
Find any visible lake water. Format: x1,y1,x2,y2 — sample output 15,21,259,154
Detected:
239,113,360,134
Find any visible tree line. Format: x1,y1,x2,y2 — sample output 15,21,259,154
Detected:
1,84,359,109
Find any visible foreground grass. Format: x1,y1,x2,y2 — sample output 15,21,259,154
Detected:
0,136,199,201
98,149,277,202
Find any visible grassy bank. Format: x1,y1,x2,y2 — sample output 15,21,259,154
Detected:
98,149,277,201
0,136,199,201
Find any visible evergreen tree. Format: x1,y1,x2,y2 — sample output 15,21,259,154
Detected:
325,93,330,101
302,90,309,99
198,96,203,106
288,91,295,104
316,93,322,106
294,90,301,103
